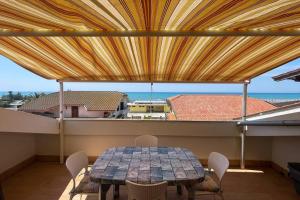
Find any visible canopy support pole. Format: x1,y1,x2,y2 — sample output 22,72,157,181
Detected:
59,81,64,164
241,81,249,169
150,82,153,114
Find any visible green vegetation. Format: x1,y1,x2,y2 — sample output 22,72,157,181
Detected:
0,91,46,108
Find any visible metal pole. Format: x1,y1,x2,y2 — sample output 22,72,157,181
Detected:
59,81,64,164
241,81,249,169
150,82,153,114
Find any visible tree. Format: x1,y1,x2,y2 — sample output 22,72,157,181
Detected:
0,92,48,108
0,101,9,108
32,92,46,99
24,92,47,101
14,92,23,100
8,91,13,101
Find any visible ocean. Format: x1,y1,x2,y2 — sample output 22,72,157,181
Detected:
1,91,300,102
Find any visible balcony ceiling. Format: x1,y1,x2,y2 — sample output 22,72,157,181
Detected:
0,0,300,83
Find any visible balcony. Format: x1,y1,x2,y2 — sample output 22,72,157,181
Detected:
1,108,299,200
1,1,300,199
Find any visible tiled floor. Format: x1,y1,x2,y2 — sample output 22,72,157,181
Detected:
2,162,300,200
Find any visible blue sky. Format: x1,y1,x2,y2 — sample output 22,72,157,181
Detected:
0,55,299,93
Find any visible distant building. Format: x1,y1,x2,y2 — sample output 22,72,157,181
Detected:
269,100,300,107
245,101,300,121
127,100,170,119
19,91,128,118
7,100,25,110
273,68,300,82
167,95,276,121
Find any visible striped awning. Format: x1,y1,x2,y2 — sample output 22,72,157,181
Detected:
0,0,300,83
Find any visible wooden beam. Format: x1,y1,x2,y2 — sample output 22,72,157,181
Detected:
57,78,244,84
0,30,300,37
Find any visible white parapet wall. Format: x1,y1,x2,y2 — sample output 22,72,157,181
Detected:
0,133,35,174
0,108,59,175
0,108,59,134
246,109,300,170
63,119,239,136
36,119,273,163
0,108,298,172
272,137,300,170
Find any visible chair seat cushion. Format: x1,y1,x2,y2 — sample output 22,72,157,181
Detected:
193,175,220,193
74,175,99,194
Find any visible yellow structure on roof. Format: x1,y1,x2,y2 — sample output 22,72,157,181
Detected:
128,101,170,113
0,0,299,83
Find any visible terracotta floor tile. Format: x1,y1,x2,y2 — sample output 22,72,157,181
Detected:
2,162,300,200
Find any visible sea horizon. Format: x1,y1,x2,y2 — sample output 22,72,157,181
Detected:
1,91,300,101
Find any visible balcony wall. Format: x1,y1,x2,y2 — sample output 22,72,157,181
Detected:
0,108,58,175
247,125,300,170
35,119,272,163
33,118,300,170
272,137,300,170
0,108,58,134
1,107,299,177
0,133,35,174
247,111,300,170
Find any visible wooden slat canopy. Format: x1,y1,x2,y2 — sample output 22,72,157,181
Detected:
0,0,300,83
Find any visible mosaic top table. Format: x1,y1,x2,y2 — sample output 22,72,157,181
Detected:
90,147,205,200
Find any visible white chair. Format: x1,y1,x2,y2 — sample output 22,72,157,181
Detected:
193,152,229,200
135,135,158,147
126,180,168,200
66,151,99,200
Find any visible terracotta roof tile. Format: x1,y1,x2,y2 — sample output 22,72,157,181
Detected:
19,91,126,112
167,113,177,120
168,95,276,121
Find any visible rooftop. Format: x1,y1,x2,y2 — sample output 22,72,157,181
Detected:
128,100,167,106
245,101,300,121
168,95,276,121
270,100,300,107
273,68,300,82
19,91,126,112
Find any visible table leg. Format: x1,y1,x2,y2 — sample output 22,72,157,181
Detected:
184,184,195,200
0,184,4,200
176,184,182,195
114,184,120,199
99,184,110,200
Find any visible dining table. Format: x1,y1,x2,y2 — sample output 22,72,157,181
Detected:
90,146,205,200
